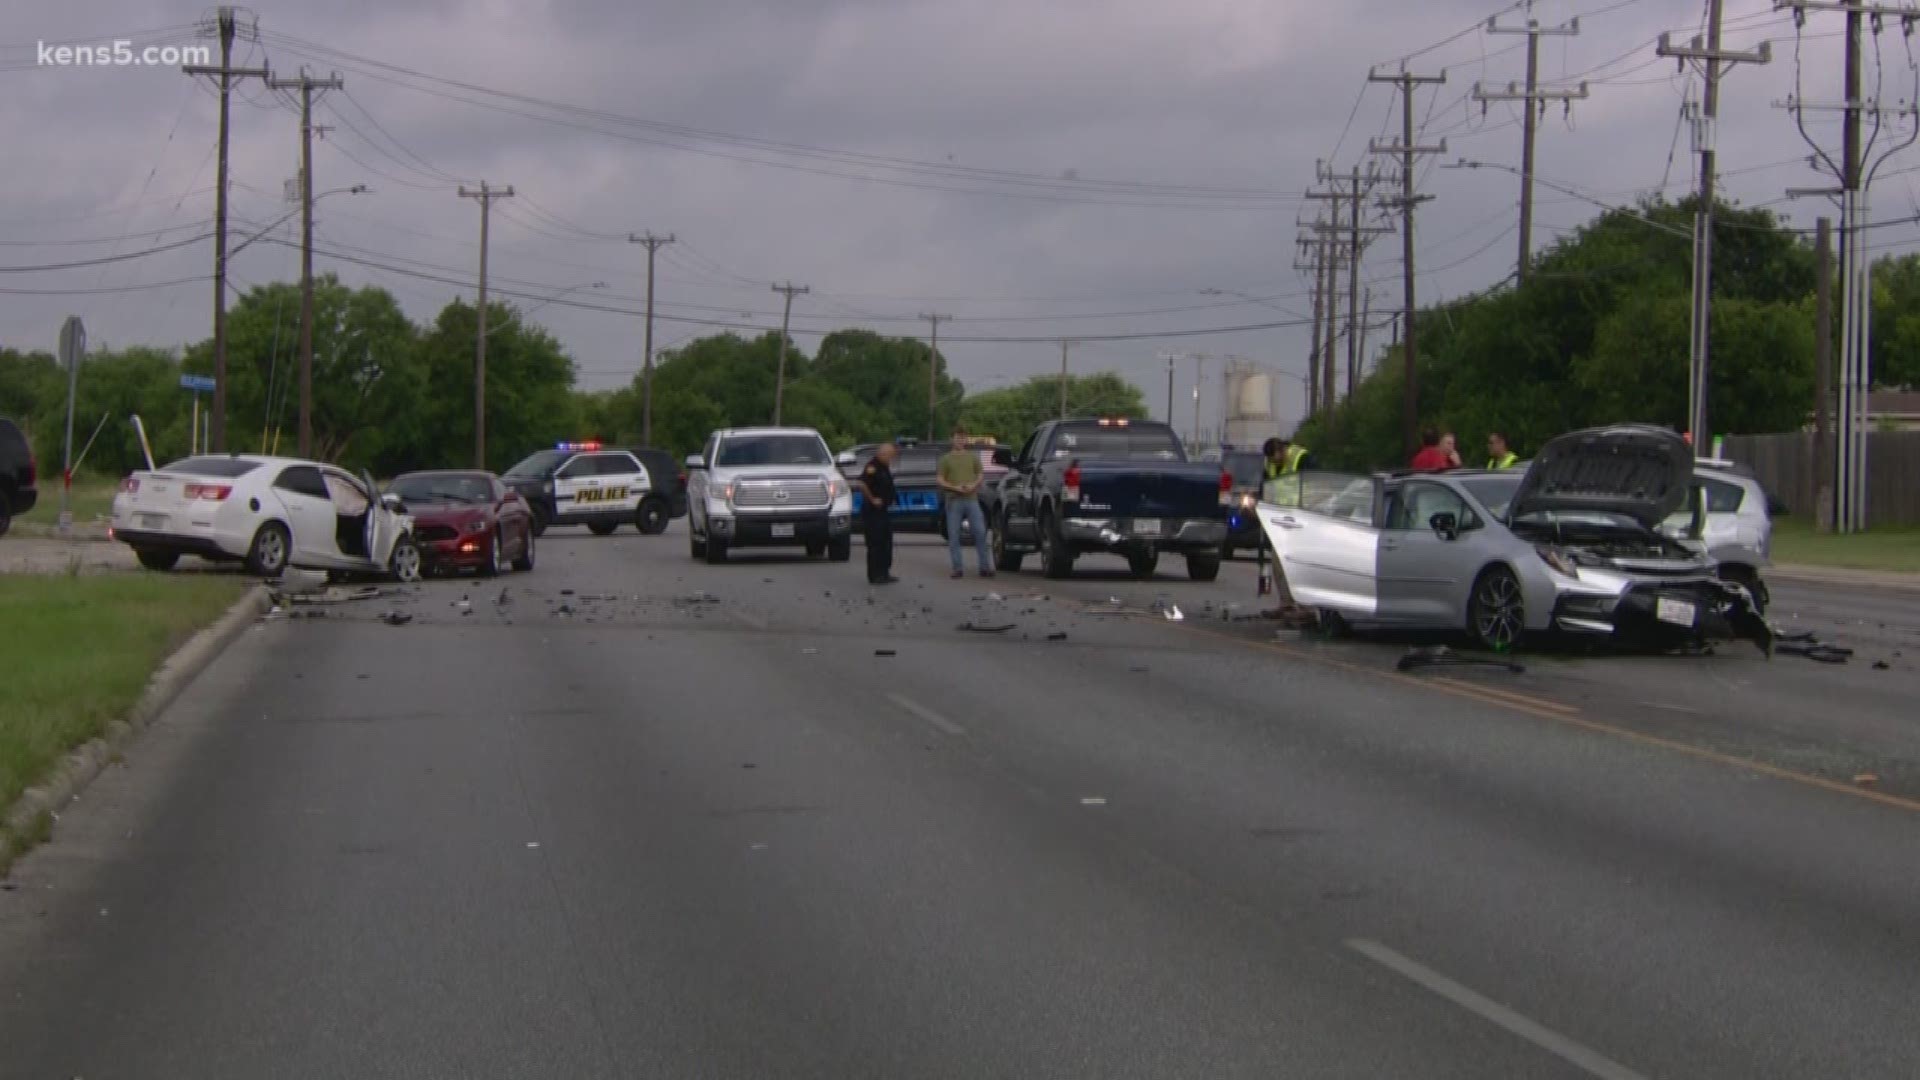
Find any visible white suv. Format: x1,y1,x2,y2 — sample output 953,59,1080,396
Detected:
686,427,853,564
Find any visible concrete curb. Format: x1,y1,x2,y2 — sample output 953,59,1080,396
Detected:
1,583,272,864
1769,564,1920,593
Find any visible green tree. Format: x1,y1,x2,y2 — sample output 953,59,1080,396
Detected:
408,298,579,473
958,373,1148,446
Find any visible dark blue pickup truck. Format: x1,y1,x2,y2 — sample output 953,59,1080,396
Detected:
985,418,1231,580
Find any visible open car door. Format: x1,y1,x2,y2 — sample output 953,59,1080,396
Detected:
362,470,419,580
1256,473,1381,618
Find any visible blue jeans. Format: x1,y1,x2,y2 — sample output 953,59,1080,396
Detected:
945,497,990,572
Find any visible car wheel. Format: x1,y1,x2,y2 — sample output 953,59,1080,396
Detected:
704,537,728,564
0,492,12,538
1185,553,1221,582
245,521,292,578
134,547,180,572
991,513,1024,573
530,505,551,537
1467,565,1526,652
1127,549,1159,579
482,528,506,577
389,535,423,583
827,535,852,562
637,497,670,535
1038,509,1074,580
512,526,536,572
689,522,708,559
588,521,618,537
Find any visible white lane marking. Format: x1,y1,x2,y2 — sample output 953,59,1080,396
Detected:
886,693,965,736
1637,701,1702,715
1346,939,1649,1080
1080,797,1107,806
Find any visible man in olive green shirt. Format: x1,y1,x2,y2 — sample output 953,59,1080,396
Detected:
937,428,993,578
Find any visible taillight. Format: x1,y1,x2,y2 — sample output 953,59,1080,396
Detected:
1219,470,1233,505
183,483,232,501
119,477,140,494
1062,462,1081,501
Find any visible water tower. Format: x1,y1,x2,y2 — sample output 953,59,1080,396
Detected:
1222,359,1281,450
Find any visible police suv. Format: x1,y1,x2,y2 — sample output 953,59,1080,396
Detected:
502,442,670,536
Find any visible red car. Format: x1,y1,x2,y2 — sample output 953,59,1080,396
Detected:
387,470,536,576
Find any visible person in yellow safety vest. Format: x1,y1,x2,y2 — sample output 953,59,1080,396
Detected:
1486,431,1519,470
1260,437,1312,504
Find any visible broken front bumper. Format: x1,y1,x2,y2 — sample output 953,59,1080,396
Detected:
1061,516,1227,552
1552,579,1772,654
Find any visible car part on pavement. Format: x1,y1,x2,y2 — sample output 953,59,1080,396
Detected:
1395,645,1526,674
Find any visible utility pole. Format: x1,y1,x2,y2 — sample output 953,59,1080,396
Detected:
458,182,513,468
1191,353,1210,447
1357,288,1372,391
1293,235,1324,413
627,232,674,445
1308,165,1391,404
1476,4,1586,282
1370,66,1447,458
771,282,809,425
1322,235,1339,414
1813,215,1833,531
265,69,342,458
920,313,950,440
1164,354,1176,424
182,8,268,453
1775,1,1918,533
1658,3,1769,451
1058,340,1072,418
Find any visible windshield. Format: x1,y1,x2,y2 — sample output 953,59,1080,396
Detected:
1457,475,1522,520
390,473,492,504
1224,452,1265,487
505,450,567,478
717,434,831,467
159,456,262,478
1046,426,1184,461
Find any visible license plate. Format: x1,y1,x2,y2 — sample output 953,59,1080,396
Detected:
137,513,167,530
771,523,795,538
1133,518,1161,537
1655,597,1697,627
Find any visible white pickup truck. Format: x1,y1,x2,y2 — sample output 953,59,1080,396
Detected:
685,426,854,564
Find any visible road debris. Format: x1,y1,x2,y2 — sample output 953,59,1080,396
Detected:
1873,660,1891,670
1046,632,1069,641
1774,630,1853,663
875,649,897,657
959,621,1016,633
675,592,721,606
271,584,386,607
1395,644,1525,674
1854,773,1879,788
380,611,412,626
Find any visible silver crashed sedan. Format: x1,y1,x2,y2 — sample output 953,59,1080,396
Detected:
1255,424,1772,653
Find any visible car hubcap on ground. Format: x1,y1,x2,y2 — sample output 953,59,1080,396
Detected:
1476,574,1522,650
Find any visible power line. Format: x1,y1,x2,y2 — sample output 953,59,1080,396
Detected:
0,231,211,271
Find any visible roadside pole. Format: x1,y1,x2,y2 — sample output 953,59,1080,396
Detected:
57,317,85,539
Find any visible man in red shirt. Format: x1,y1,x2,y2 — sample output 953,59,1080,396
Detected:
1409,427,1453,472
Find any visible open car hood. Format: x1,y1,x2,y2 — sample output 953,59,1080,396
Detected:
1509,424,1693,530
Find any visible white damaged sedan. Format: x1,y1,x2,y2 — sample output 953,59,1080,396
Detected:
1256,424,1771,653
110,454,421,581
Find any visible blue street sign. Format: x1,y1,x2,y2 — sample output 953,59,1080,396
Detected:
180,374,216,392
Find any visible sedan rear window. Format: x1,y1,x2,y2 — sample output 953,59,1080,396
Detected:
160,456,262,478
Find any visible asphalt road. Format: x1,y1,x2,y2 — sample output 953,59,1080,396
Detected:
3,524,1919,1078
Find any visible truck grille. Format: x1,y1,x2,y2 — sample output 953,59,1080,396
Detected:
732,478,830,510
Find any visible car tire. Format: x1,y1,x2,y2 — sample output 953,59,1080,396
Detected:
389,535,423,583
244,521,292,578
991,512,1024,573
0,492,12,538
1038,509,1074,580
512,527,536,572
530,505,551,537
827,535,852,562
637,497,670,535
704,537,728,564
134,547,180,572
482,528,506,577
588,521,619,537
1127,550,1159,579
689,526,708,559
1467,564,1526,652
1185,553,1221,582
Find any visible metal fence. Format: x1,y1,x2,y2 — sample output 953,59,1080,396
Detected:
1720,431,1920,527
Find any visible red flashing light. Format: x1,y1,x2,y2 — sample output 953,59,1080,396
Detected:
558,440,603,452
183,483,231,501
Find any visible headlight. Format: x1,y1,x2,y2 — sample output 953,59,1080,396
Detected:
1535,545,1578,577
826,477,845,500
709,483,733,506
463,519,490,535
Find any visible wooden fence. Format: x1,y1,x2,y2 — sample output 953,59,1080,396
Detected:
1720,430,1920,527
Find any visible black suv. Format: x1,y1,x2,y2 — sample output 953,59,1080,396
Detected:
0,418,37,537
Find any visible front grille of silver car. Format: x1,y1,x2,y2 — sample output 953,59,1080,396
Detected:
732,477,830,510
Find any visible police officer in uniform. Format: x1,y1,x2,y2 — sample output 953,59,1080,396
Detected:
853,442,900,585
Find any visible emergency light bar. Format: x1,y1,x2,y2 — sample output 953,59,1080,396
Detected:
557,440,603,451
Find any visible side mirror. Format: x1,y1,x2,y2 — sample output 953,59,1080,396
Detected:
685,454,705,471
1428,511,1459,540
991,448,1015,468
835,450,856,466
381,492,406,513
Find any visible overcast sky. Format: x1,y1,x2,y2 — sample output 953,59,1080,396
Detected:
2,0,1906,437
